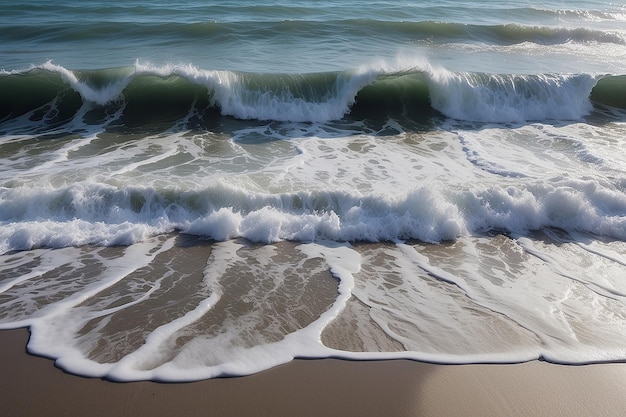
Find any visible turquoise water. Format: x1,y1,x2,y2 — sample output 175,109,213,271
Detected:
1,1,626,381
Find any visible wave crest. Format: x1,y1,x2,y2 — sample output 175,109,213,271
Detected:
1,61,624,127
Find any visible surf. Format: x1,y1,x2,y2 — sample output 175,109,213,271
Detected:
2,61,624,130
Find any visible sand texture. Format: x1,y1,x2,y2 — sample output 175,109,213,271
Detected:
2,328,626,417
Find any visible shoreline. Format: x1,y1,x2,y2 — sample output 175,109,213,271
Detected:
2,328,626,417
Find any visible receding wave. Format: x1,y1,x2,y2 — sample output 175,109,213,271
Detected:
1,62,625,128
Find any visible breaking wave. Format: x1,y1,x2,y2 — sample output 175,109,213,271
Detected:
1,61,624,127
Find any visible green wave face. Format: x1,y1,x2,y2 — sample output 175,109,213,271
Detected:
1,64,624,130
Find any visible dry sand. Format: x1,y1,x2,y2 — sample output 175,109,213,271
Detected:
1,328,626,417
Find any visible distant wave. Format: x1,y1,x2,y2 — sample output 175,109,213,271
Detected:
530,6,626,23
1,61,625,128
2,19,624,47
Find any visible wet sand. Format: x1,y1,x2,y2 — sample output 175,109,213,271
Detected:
2,328,625,417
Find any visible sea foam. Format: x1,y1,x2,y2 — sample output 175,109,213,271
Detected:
2,172,626,254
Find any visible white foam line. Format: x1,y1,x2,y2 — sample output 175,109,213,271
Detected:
322,346,540,365
25,134,99,175
109,144,179,176
83,274,166,321
394,242,550,345
544,230,626,268
456,131,529,178
0,249,77,294
140,241,361,381
517,237,626,300
395,243,472,295
105,290,223,381
1,237,175,332
296,241,360,338
576,242,626,267
101,240,236,380
0,134,37,145
171,241,362,380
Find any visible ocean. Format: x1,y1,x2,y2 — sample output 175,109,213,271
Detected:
1,0,626,381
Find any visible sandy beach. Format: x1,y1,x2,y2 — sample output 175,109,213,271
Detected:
1,328,625,417
2,1,626,416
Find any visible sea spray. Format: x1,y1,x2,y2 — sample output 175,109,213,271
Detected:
425,68,598,122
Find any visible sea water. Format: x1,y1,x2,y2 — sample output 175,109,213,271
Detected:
1,0,626,381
